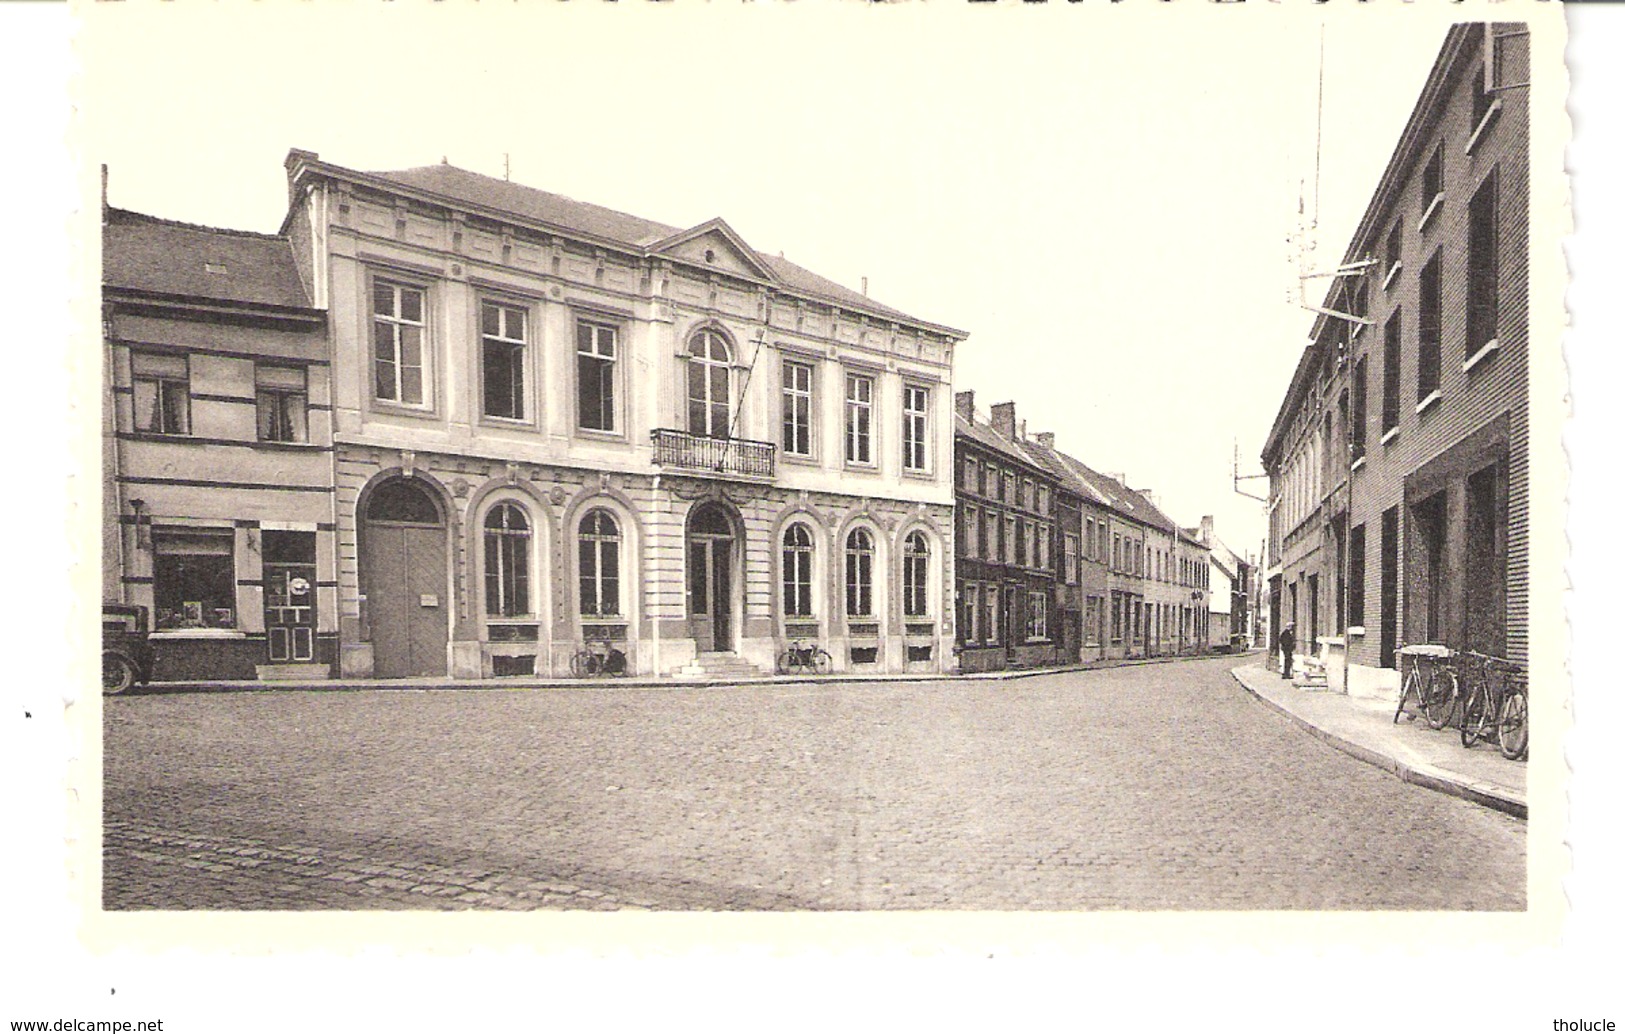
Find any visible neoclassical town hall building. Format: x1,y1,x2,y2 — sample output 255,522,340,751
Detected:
105,151,966,680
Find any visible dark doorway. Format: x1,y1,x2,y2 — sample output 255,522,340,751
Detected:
686,503,736,652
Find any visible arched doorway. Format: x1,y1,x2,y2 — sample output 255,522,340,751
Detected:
686,502,737,652
361,477,448,677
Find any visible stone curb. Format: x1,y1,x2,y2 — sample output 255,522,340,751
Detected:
1228,669,1527,820
123,650,1253,696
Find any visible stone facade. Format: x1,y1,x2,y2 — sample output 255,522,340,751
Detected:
283,152,965,678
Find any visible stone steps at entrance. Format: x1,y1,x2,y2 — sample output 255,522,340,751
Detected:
673,652,770,680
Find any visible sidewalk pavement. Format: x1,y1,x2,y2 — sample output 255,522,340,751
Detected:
127,649,1234,696
1229,664,1526,819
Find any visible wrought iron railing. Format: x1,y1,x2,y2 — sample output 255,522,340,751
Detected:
651,429,776,479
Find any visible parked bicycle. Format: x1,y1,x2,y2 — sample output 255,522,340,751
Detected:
1459,650,1528,760
570,639,627,678
776,639,833,676
1497,667,1529,761
1394,644,1459,730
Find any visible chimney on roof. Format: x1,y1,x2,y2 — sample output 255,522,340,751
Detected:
861,276,868,297
1035,431,1055,450
990,402,1017,440
1138,489,1159,508
954,390,975,422
1200,515,1215,545
100,164,108,224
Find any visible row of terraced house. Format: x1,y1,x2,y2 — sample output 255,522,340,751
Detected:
1262,22,1531,697
102,150,1233,683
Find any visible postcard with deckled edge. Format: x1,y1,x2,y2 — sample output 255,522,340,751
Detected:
53,0,1573,1019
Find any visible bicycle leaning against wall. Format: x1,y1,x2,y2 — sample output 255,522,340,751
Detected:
1394,643,1460,730
1458,650,1529,761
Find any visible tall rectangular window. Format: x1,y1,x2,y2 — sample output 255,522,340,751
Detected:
1382,311,1402,434
964,506,979,559
1422,144,1444,211
1005,515,1017,565
1349,523,1366,627
844,373,873,465
576,321,617,432
1464,459,1508,655
961,584,980,645
1467,170,1501,359
1418,252,1442,403
1015,519,1027,567
255,364,307,443
902,384,930,472
1064,533,1079,585
131,352,190,435
1380,504,1399,668
372,281,426,405
782,360,813,456
1351,357,1368,461
985,511,998,561
1027,591,1048,642
481,302,527,420
984,584,1001,645
1385,224,1403,283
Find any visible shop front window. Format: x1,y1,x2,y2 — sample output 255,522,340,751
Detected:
153,529,236,630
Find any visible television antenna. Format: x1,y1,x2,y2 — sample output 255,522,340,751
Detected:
1288,25,1377,332
1233,439,1269,504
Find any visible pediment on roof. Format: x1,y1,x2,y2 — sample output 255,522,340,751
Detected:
647,218,777,283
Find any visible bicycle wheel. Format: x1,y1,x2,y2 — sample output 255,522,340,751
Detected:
1498,687,1529,761
570,651,592,678
776,650,794,675
812,649,832,675
1393,667,1419,724
1460,684,1488,748
1424,669,1458,730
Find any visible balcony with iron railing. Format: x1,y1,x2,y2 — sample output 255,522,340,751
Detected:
651,428,777,480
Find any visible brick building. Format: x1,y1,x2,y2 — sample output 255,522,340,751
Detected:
102,197,336,681
1262,23,1530,695
277,151,966,679
957,397,1213,670
952,394,1064,671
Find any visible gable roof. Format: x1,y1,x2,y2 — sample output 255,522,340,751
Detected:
103,207,312,310
333,159,949,332
954,411,1057,479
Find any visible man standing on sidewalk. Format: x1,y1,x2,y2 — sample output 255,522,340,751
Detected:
1279,622,1295,680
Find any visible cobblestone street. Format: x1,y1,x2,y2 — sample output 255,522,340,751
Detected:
103,656,1525,911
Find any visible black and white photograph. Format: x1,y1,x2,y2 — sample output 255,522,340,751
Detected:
9,0,1620,1029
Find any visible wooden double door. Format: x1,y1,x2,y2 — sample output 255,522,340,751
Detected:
361,479,449,678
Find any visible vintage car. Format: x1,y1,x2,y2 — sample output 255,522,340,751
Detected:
103,603,155,695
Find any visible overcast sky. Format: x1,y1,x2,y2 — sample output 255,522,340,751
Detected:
85,4,1471,560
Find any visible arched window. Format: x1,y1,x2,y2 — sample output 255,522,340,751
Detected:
483,503,531,617
845,527,874,617
783,524,814,618
579,509,621,616
686,329,732,438
903,530,930,618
